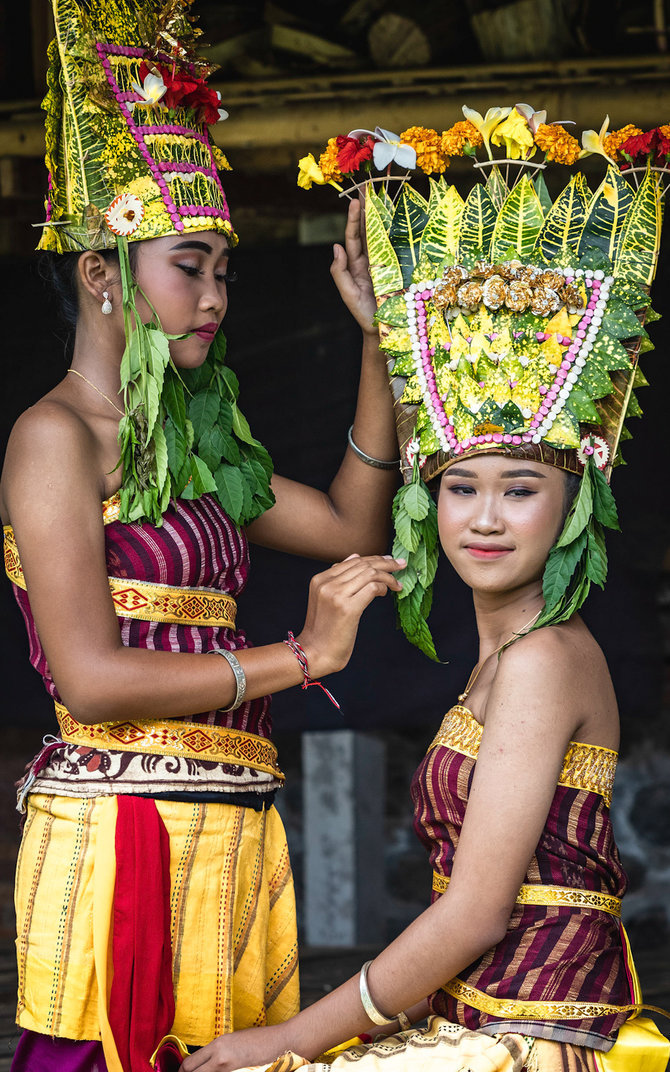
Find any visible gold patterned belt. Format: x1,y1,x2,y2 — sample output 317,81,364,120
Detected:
107,577,236,629
55,701,283,780
432,871,621,917
4,526,236,629
443,977,639,1021
439,878,670,1028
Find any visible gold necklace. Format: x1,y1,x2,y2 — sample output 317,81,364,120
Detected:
458,609,542,703
67,368,124,416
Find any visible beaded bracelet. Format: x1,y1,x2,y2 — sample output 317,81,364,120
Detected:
347,426,399,470
283,632,340,710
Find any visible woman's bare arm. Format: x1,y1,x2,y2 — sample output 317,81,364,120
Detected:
246,200,399,562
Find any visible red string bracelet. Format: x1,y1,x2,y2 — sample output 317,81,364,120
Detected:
283,631,341,710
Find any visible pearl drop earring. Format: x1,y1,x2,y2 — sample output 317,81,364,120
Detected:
101,291,112,315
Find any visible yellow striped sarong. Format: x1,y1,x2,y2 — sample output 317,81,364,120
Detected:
15,793,299,1047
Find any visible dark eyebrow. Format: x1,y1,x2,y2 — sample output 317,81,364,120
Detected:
444,466,546,479
500,469,546,478
169,240,217,254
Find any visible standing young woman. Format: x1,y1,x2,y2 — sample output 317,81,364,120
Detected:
1,3,404,1070
177,117,670,1070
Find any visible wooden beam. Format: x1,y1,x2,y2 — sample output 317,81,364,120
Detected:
270,25,359,67
0,124,44,157
2,56,670,161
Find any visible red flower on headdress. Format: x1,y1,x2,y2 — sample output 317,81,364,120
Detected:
336,135,374,174
620,129,656,160
138,61,223,125
619,126,670,164
657,130,670,158
185,82,222,125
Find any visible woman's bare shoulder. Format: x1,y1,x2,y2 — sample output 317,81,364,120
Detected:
490,620,618,748
1,398,101,523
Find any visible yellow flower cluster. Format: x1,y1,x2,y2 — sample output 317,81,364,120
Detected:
400,126,448,174
318,138,344,183
534,123,581,165
440,120,483,157
660,124,670,139
490,111,535,160
603,124,643,161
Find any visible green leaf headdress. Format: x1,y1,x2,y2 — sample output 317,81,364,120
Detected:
37,0,275,527
300,108,667,657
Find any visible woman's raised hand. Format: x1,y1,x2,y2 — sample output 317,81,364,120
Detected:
296,553,405,679
330,198,377,335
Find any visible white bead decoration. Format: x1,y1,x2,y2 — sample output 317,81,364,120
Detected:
399,266,614,458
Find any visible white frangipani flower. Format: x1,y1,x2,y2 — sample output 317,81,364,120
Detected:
348,127,416,171
131,70,167,109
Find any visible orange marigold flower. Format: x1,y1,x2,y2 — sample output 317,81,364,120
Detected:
318,137,343,183
658,123,670,140
603,124,643,161
534,123,581,165
400,126,448,174
440,120,483,157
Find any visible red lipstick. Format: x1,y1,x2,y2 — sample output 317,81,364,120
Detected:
465,544,513,560
194,322,218,341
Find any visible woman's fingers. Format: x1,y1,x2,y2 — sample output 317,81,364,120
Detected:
180,1048,209,1070
329,202,377,332
344,197,365,261
313,555,405,589
336,560,405,596
300,555,407,675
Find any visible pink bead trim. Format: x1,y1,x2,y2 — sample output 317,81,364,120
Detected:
46,172,53,223
156,161,216,176
411,292,458,453
94,40,235,234
178,206,229,218
405,273,610,458
101,43,144,58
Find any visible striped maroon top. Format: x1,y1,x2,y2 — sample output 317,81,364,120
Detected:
411,706,631,1050
8,493,271,738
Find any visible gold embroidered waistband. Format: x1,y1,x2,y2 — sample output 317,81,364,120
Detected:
432,872,621,917
4,526,236,630
107,577,237,629
54,701,283,780
443,977,636,1021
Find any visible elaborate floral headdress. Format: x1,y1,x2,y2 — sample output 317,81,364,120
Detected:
40,0,234,253
300,107,667,657
39,0,274,529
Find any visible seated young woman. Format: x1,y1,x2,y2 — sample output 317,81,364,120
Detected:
180,450,642,1072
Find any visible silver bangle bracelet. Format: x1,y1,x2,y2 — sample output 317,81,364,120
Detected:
347,425,399,470
358,960,398,1027
209,648,247,710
